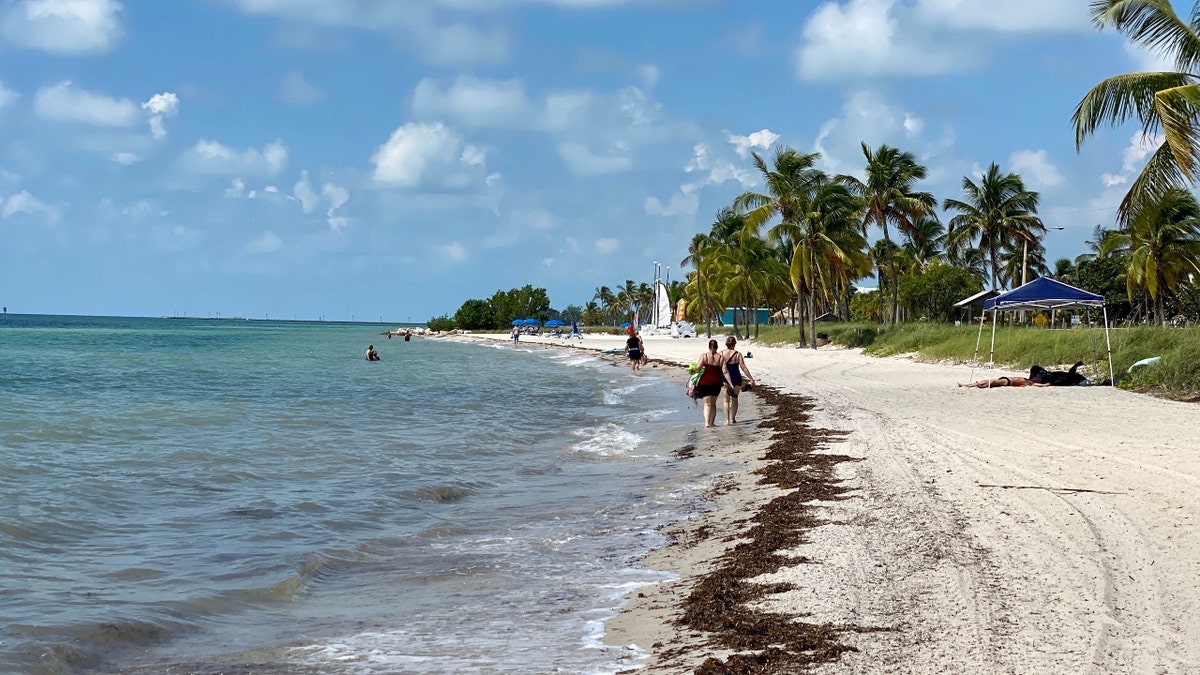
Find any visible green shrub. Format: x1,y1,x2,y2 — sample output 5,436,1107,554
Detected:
426,314,455,332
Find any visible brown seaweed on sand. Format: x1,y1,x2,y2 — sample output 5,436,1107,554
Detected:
669,385,881,674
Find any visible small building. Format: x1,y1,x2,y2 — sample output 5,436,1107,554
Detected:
718,307,771,326
954,289,1001,323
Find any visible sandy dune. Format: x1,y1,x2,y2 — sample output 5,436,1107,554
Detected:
474,331,1200,673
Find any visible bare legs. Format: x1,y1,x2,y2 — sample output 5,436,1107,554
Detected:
722,386,740,425
702,395,718,427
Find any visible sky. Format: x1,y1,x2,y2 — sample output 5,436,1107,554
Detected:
0,0,1181,322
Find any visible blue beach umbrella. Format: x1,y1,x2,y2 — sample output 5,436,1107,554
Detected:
545,319,565,327
522,318,540,325
511,319,523,326
621,321,631,328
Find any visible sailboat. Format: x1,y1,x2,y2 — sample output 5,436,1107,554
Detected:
653,281,672,331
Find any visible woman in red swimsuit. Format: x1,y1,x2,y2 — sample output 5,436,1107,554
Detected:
694,339,732,427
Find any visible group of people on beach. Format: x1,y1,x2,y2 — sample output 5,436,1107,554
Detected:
693,336,755,428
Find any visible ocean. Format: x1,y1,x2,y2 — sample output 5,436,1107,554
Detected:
0,315,732,674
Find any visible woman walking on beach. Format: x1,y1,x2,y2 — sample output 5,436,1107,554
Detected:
625,331,644,372
720,336,755,425
694,339,731,428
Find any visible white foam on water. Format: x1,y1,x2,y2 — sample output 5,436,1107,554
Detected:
570,423,643,457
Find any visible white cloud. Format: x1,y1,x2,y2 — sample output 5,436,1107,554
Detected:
594,237,619,254
1,189,57,221
648,143,757,220
1008,149,1064,190
417,22,508,65
644,190,699,218
460,144,487,166
412,76,531,128
0,81,18,109
225,178,246,198
142,92,179,140
280,71,323,105
226,0,510,65
110,152,140,165
726,129,779,158
636,64,660,88
795,0,1088,82
247,230,282,254
1099,131,1162,188
1123,41,1175,73
33,81,140,127
120,198,165,219
149,223,202,253
181,139,289,177
413,77,694,176
556,141,632,176
322,182,349,230
440,241,467,262
813,90,931,174
912,0,1086,33
0,0,124,55
293,170,319,213
371,121,489,188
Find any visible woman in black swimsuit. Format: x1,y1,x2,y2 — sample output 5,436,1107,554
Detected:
720,337,755,425
959,376,1046,388
625,332,644,372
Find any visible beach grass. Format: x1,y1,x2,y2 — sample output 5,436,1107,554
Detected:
748,322,1200,398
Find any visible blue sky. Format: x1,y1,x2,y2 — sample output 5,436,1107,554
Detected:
0,0,1178,321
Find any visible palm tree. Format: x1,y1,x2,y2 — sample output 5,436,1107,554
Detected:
1074,1,1200,226
635,282,654,325
943,163,1042,290
592,286,616,326
901,216,946,272
614,279,639,326
1100,187,1200,322
766,175,866,346
840,143,937,325
733,146,826,345
947,245,988,284
681,232,722,335
1075,224,1114,265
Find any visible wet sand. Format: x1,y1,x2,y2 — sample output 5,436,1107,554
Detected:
464,331,1200,674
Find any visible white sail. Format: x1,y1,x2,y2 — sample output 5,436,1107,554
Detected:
654,281,672,329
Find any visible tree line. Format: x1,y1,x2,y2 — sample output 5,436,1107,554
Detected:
431,2,1200,338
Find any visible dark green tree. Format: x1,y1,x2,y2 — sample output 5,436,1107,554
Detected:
454,299,495,330
898,261,982,322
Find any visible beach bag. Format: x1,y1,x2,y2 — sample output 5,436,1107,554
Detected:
685,364,702,399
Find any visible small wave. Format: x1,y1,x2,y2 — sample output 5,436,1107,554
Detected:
570,423,643,457
602,378,658,405
415,523,476,539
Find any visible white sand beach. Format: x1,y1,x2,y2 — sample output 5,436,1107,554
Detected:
468,331,1200,673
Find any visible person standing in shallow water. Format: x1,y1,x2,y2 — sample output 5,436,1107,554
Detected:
625,331,644,372
365,345,380,361
720,336,755,425
694,339,731,428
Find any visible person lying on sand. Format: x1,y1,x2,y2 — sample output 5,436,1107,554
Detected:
1029,361,1088,386
959,376,1048,388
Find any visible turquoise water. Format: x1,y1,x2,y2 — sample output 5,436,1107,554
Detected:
0,315,721,673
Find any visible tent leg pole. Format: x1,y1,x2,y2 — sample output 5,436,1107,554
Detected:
989,309,999,368
971,307,987,384
1104,306,1114,385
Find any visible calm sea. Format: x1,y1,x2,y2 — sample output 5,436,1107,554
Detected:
0,315,733,674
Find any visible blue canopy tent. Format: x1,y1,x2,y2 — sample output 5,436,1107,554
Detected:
973,277,1114,384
